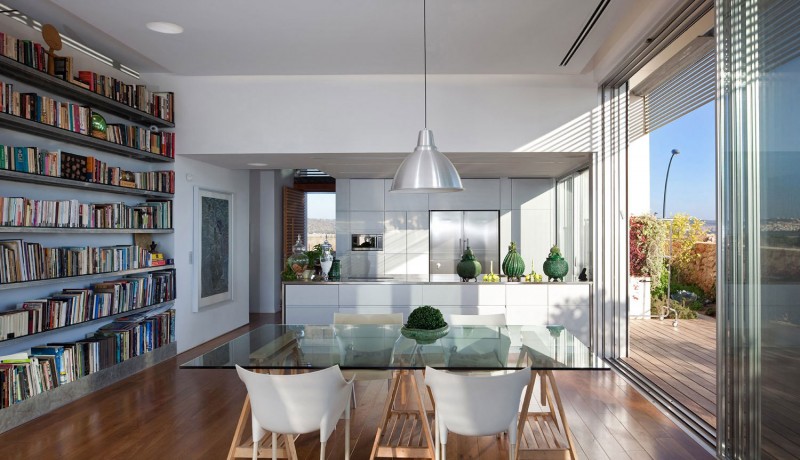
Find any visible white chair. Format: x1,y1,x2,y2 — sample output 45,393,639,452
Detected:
425,366,530,460
446,313,510,374
235,365,354,460
448,313,506,326
333,312,403,406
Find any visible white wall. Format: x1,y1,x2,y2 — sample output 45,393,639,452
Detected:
628,134,651,216
249,169,293,314
140,73,597,154
172,157,250,352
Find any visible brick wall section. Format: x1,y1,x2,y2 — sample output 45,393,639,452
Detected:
681,242,717,296
682,243,800,297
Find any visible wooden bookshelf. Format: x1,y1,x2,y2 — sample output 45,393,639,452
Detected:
0,169,173,198
0,55,174,128
0,226,173,234
0,264,174,291
0,299,175,345
0,112,173,163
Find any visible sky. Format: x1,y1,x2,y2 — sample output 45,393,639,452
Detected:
649,101,716,221
307,192,336,219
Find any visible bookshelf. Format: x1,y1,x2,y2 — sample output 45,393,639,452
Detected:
0,55,174,128
0,112,173,162
0,169,173,197
0,265,175,291
0,31,177,433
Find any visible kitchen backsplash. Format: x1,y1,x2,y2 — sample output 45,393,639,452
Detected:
335,178,554,279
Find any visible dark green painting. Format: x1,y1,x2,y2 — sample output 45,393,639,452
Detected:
201,195,230,299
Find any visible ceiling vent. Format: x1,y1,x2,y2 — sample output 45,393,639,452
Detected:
559,0,611,67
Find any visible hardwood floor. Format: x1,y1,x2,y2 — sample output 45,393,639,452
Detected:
625,316,717,428
0,314,713,460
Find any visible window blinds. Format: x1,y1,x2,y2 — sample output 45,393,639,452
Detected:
628,44,715,140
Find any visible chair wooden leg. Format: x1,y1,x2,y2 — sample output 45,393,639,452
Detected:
345,402,351,460
286,434,298,460
271,432,277,460
320,441,326,460
434,409,440,460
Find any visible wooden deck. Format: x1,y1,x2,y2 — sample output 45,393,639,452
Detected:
625,316,717,428
0,314,714,460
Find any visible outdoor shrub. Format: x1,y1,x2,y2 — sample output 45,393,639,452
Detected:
630,214,668,284
406,306,447,330
668,214,707,277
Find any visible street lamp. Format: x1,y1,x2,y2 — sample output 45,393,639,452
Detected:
662,149,680,218
662,148,680,327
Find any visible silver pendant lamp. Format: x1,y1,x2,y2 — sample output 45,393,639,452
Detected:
390,0,463,193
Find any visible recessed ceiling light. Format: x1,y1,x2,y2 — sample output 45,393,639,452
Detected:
146,22,184,34
247,162,268,167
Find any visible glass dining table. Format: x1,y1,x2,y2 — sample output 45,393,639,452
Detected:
182,324,608,460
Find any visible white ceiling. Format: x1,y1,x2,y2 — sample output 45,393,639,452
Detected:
10,0,637,76
4,0,671,178
181,151,592,179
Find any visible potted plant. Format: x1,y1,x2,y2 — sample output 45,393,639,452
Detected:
401,305,449,344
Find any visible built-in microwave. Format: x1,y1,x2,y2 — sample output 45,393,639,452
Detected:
351,234,383,251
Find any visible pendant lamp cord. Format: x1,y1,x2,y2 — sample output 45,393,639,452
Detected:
423,0,427,129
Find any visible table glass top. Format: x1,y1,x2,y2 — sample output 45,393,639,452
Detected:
181,324,608,371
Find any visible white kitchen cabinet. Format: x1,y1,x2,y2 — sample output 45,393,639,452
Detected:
547,284,591,344
421,284,505,307
349,179,385,211
428,179,501,210
339,284,423,306
384,180,429,211
285,285,339,305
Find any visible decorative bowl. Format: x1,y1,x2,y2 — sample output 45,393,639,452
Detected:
400,325,449,344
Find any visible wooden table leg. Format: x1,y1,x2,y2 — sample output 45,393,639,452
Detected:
228,394,251,460
370,370,435,459
517,370,577,460
545,370,578,460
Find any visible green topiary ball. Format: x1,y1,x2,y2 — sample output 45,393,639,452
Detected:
405,305,447,330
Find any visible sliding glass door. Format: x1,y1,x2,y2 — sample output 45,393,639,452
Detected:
717,0,800,458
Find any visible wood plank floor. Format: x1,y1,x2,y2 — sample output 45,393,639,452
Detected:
625,316,717,429
0,315,713,460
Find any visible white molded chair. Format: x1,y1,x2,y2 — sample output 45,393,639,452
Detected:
446,313,509,374
425,366,530,460
235,364,354,460
448,313,506,326
333,312,403,406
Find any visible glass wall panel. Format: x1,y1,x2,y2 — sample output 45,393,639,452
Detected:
717,0,800,458
557,169,592,282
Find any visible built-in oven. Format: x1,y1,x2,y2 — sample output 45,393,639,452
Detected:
351,233,383,251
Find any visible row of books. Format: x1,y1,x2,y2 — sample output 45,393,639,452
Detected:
0,31,175,123
1,82,91,134
0,307,175,407
0,82,176,158
61,151,175,192
0,33,46,72
0,146,59,177
77,71,174,123
0,269,176,342
0,197,173,229
0,145,175,193
103,124,175,158
0,240,164,284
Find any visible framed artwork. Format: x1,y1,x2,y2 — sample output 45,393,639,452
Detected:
194,187,233,310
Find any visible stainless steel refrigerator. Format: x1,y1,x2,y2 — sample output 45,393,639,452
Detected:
429,211,500,282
